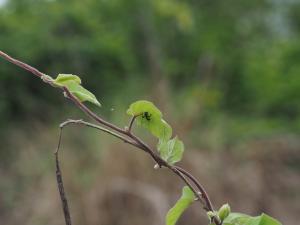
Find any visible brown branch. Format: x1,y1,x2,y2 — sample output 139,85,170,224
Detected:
54,127,72,225
0,51,43,78
63,87,129,136
175,166,213,211
0,50,220,225
60,119,142,149
127,115,138,132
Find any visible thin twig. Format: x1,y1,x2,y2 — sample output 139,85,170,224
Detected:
54,127,72,225
127,115,138,132
60,119,141,149
63,88,130,136
169,166,205,204
175,166,213,210
0,51,43,78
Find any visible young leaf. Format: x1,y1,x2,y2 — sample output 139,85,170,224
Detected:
166,186,195,225
127,100,172,141
127,100,187,164
54,74,101,107
127,100,162,117
247,214,282,225
223,213,252,225
218,203,231,221
147,118,172,142
159,136,184,164
223,213,282,225
55,74,82,84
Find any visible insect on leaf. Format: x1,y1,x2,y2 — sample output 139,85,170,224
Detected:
127,100,172,140
127,100,162,117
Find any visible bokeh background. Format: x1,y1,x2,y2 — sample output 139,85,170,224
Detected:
0,0,300,224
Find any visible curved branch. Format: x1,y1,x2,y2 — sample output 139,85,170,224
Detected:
175,166,213,211
0,50,220,225
59,119,141,149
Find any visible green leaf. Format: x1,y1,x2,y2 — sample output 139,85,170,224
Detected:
223,213,253,225
158,136,184,164
54,74,101,107
54,74,82,84
223,213,282,225
127,100,172,141
126,100,186,164
166,186,195,225
127,100,162,117
248,214,282,225
147,118,172,142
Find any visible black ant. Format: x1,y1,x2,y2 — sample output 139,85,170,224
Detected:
142,112,151,121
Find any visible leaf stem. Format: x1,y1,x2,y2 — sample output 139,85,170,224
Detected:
127,115,139,132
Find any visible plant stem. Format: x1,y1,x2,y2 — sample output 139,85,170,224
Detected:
60,119,141,149
175,166,213,211
127,115,138,132
55,127,72,225
0,50,220,225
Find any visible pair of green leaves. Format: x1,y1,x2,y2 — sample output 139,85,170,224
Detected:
53,74,101,107
127,100,184,164
127,101,188,225
223,213,282,225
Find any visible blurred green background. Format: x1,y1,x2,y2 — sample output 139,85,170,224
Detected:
0,0,299,225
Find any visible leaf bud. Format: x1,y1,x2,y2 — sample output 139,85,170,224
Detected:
218,203,231,221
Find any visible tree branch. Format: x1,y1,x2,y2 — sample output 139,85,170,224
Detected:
0,50,220,225
54,127,72,225
60,119,142,150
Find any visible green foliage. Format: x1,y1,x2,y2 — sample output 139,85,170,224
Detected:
127,100,172,140
166,186,195,225
158,136,184,164
223,213,282,225
54,74,101,107
127,100,185,164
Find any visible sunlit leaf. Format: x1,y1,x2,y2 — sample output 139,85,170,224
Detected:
54,74,82,84
54,74,101,107
166,186,195,225
159,136,184,164
127,100,172,141
223,213,253,225
127,100,162,117
223,213,282,225
248,214,282,225
218,203,231,221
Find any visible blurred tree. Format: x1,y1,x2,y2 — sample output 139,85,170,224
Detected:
0,0,300,136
